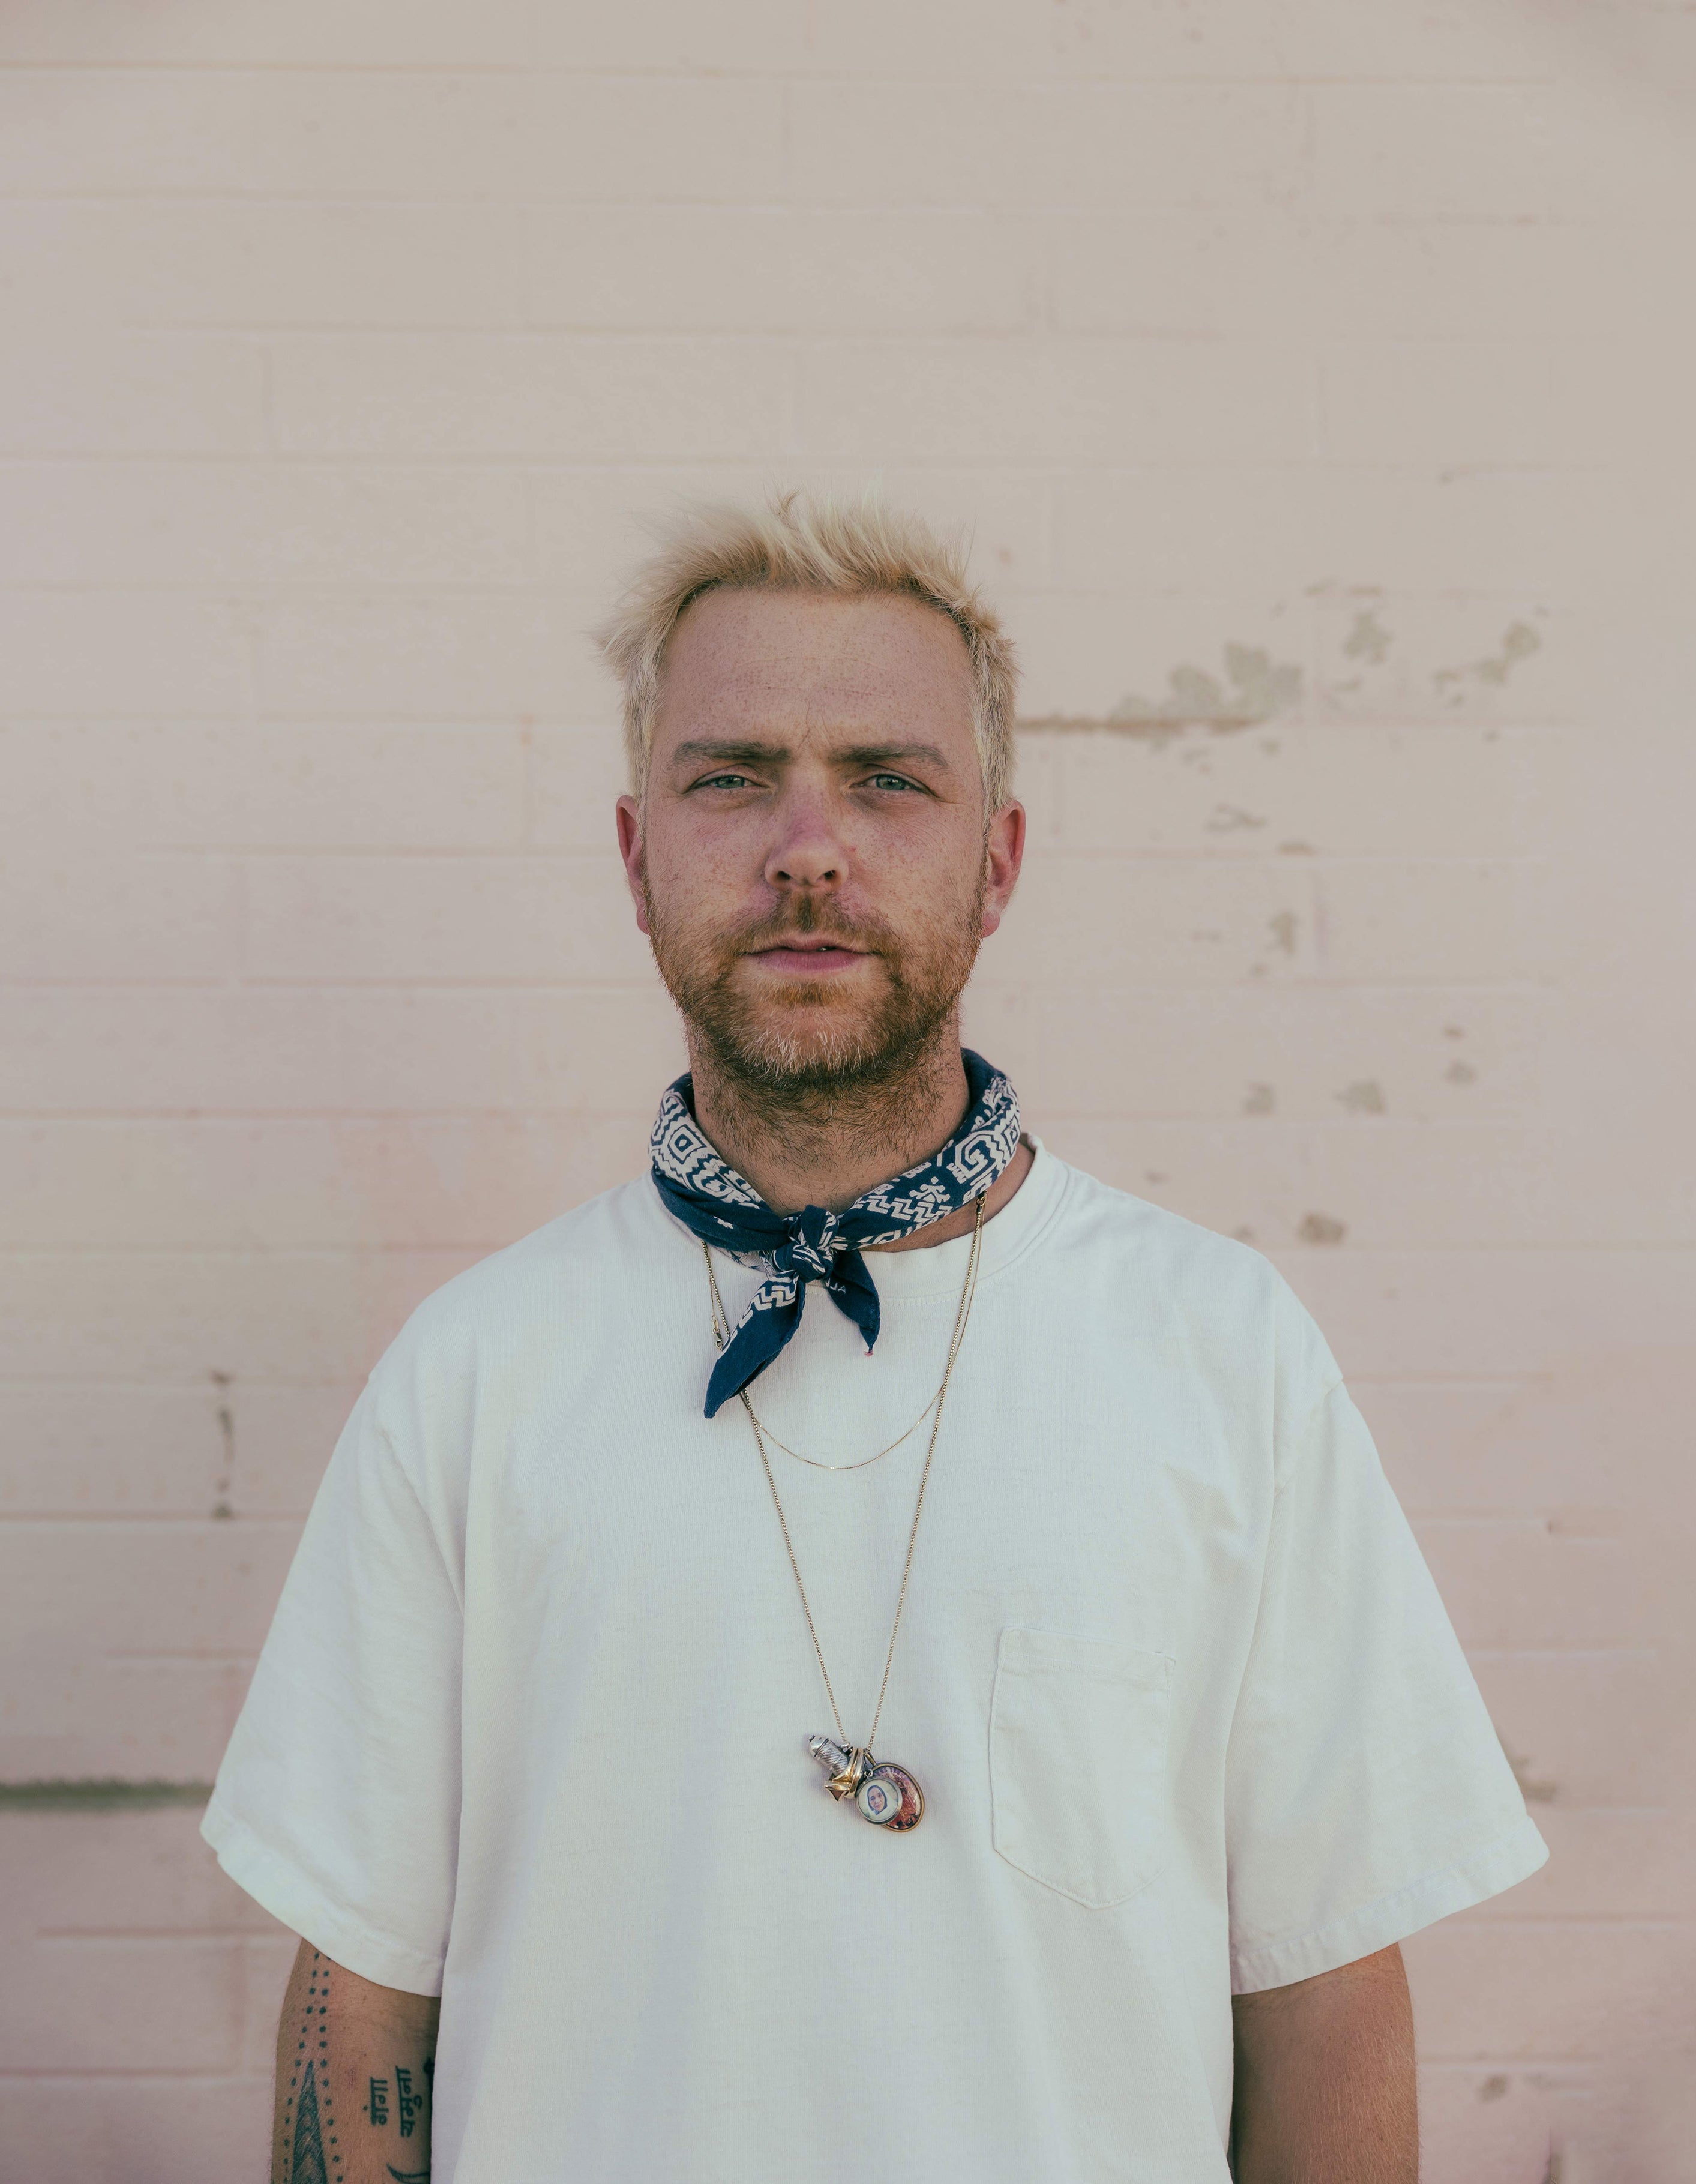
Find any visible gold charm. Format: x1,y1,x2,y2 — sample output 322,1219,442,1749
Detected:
809,1736,925,1832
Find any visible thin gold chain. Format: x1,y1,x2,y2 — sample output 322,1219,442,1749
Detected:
703,1210,981,1472
705,1193,986,1752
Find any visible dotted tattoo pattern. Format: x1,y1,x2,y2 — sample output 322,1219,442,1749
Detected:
279,1950,344,2184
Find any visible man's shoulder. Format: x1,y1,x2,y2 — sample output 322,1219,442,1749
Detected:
379,1175,669,1371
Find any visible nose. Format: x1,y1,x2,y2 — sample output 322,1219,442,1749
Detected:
764,793,847,895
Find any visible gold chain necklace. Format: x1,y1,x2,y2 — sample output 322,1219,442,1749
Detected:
702,1214,981,1472
703,1192,987,1832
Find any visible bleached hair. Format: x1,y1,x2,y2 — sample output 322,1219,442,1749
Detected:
594,490,1018,812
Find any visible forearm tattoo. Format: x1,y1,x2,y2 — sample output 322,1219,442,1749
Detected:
280,1951,343,2184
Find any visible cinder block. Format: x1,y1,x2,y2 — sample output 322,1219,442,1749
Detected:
1047,724,1532,859
991,852,1320,986
0,0,531,62
529,0,807,70
0,1382,226,1516
0,850,238,981
0,1248,477,1381
272,332,794,459
804,0,1049,79
1320,343,1607,469
0,67,534,197
1472,1649,1683,1808
1307,85,1568,222
0,1933,245,2072
526,74,786,202
1045,0,1544,80
0,1806,275,1933
1500,1807,1695,1922
1413,1520,1650,1652
789,82,1304,208
1416,2064,1597,2184
242,852,651,983
0,334,265,456
0,1520,301,1658
1274,1249,1696,1382
3,199,528,328
0,1115,649,1251
527,726,634,849
0,984,682,1115
254,591,576,720
4,723,526,852
1313,858,1537,982
0,589,253,716
527,206,1042,335
0,2074,272,2184
1045,211,1310,337
1404,1918,1683,2062
969,982,1543,1125
798,340,1314,465
5,461,530,587
1056,463,1591,597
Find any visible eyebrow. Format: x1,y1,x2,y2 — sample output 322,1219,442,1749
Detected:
667,737,956,775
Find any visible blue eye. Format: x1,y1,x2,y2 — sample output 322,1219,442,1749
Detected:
870,773,915,792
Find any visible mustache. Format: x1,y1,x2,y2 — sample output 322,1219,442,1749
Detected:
728,898,899,955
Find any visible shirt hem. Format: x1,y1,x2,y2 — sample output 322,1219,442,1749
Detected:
1228,1811,1549,1995
201,1796,447,1997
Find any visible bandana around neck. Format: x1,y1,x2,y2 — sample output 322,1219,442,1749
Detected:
651,1050,1023,1419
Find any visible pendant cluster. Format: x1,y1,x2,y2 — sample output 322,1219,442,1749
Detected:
808,1735,925,1831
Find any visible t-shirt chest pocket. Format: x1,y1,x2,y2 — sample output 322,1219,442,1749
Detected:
990,1626,1176,1910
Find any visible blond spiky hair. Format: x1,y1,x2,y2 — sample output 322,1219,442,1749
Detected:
595,490,1018,811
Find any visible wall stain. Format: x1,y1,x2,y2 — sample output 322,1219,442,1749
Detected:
210,1368,235,1521
1446,1060,1478,1085
1267,910,1298,955
1243,1083,1276,1116
1299,1212,1347,1245
1337,1080,1386,1115
1500,1740,1558,1805
1479,2075,1511,2102
1434,619,1542,700
1020,643,1304,738
1342,609,1394,666
0,1778,214,1811
1207,804,1266,832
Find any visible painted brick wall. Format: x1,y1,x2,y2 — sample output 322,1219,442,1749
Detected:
3,4,1693,2177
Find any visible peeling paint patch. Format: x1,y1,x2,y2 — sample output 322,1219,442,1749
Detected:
1020,643,1304,738
1298,1212,1347,1245
1434,620,1542,700
1267,910,1298,955
1243,1083,1276,1116
0,1778,214,1811
1446,1060,1478,1085
1480,2075,1511,2102
1337,1080,1386,1115
1342,609,1393,666
1206,804,1266,832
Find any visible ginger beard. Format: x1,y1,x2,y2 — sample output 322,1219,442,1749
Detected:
645,872,986,1098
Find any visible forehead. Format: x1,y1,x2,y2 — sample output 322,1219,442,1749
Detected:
651,587,975,759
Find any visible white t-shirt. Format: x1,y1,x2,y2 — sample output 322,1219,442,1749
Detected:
205,1145,1545,2182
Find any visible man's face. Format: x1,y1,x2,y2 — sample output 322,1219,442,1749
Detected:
616,588,1024,1091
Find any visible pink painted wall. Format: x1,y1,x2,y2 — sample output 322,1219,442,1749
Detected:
2,4,1693,2176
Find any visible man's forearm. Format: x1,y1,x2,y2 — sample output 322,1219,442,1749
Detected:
1230,1943,1418,2183
273,1939,441,2184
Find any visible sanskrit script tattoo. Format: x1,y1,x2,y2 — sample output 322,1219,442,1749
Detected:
280,1951,344,2184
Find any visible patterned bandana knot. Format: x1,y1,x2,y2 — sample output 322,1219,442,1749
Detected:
771,1207,840,1284
651,1051,1022,1418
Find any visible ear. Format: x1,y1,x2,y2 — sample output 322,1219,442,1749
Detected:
979,799,1026,938
615,794,651,936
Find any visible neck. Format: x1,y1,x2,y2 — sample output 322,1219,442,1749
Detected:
685,1020,970,1215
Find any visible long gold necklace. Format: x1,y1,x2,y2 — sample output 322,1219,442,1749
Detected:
703,1193,986,1832
702,1213,981,1472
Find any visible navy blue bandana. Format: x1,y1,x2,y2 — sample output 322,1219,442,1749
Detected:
651,1050,1022,1419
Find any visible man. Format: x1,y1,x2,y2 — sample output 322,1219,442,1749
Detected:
206,494,1547,2183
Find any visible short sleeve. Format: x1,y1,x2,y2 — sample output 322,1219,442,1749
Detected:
1224,1380,1547,1994
202,1383,462,1994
